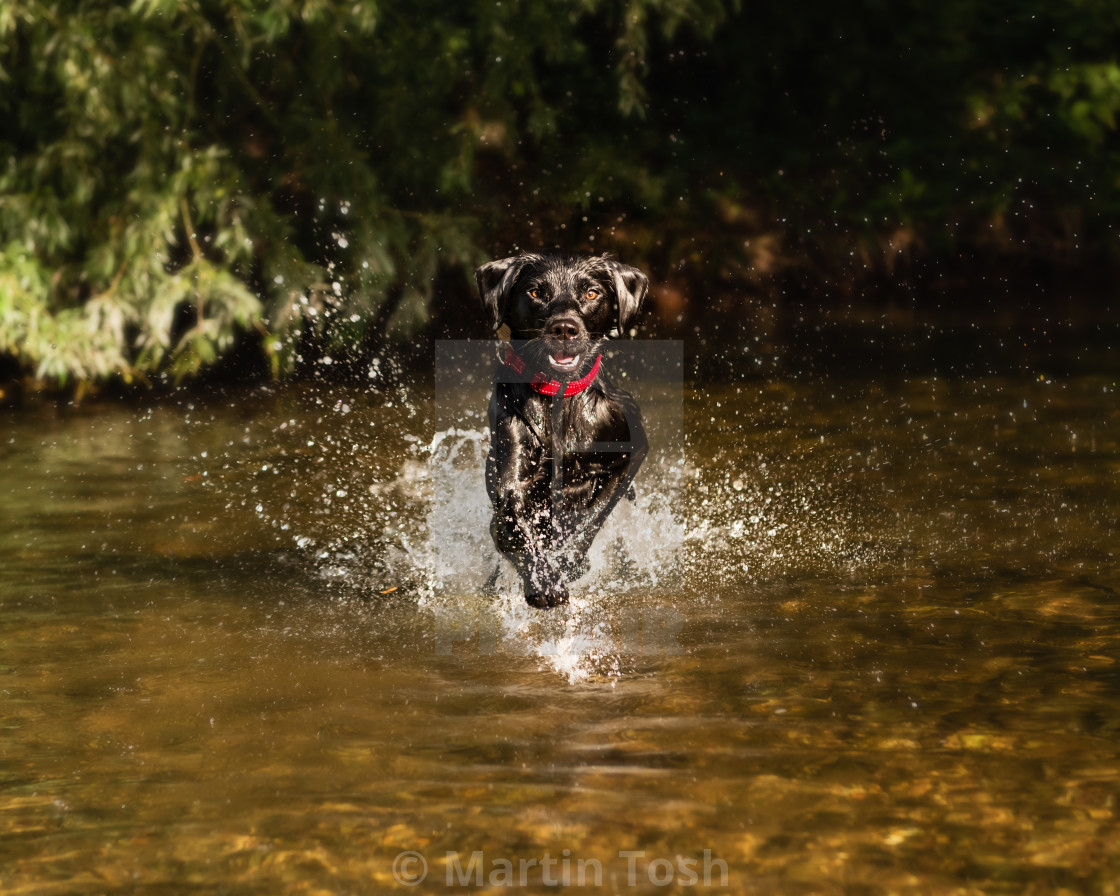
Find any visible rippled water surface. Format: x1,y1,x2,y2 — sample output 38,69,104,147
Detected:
2,356,1120,894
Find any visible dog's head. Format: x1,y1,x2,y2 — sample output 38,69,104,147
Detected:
475,252,648,377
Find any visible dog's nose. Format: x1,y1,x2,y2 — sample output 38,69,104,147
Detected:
549,318,580,340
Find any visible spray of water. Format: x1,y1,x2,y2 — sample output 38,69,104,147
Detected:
410,425,689,683
230,360,895,683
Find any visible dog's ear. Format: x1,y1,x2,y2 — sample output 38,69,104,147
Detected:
475,255,528,333
605,260,649,336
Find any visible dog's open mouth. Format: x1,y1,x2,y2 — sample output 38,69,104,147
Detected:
547,352,581,373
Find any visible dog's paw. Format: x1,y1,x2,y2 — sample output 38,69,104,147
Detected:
524,570,569,609
525,589,567,609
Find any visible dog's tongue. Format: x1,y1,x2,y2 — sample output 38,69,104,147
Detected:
554,352,575,363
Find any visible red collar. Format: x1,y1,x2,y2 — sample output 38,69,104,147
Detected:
503,347,602,396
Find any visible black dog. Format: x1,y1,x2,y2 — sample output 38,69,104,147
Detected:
476,252,649,608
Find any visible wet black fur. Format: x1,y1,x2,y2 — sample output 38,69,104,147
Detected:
475,252,649,608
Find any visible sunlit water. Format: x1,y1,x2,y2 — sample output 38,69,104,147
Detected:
2,350,1119,893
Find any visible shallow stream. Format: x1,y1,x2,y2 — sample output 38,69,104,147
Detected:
2,341,1119,893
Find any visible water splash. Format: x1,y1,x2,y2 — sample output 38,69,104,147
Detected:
413,425,689,683
229,374,898,683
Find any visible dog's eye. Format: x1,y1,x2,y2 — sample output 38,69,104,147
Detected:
528,288,541,300
585,288,601,300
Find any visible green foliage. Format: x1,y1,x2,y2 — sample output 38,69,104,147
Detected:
1,0,1118,388
0,0,729,388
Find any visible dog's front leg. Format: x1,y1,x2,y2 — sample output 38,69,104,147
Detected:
560,419,649,575
487,416,569,607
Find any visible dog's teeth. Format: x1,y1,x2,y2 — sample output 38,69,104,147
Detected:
548,353,580,370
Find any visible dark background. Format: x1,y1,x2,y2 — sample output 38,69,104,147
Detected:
2,0,1118,390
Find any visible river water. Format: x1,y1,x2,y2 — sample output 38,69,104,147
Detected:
2,335,1119,893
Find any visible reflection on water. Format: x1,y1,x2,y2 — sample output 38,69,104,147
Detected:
1,369,1119,893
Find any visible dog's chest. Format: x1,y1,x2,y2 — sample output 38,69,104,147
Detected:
537,393,628,476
